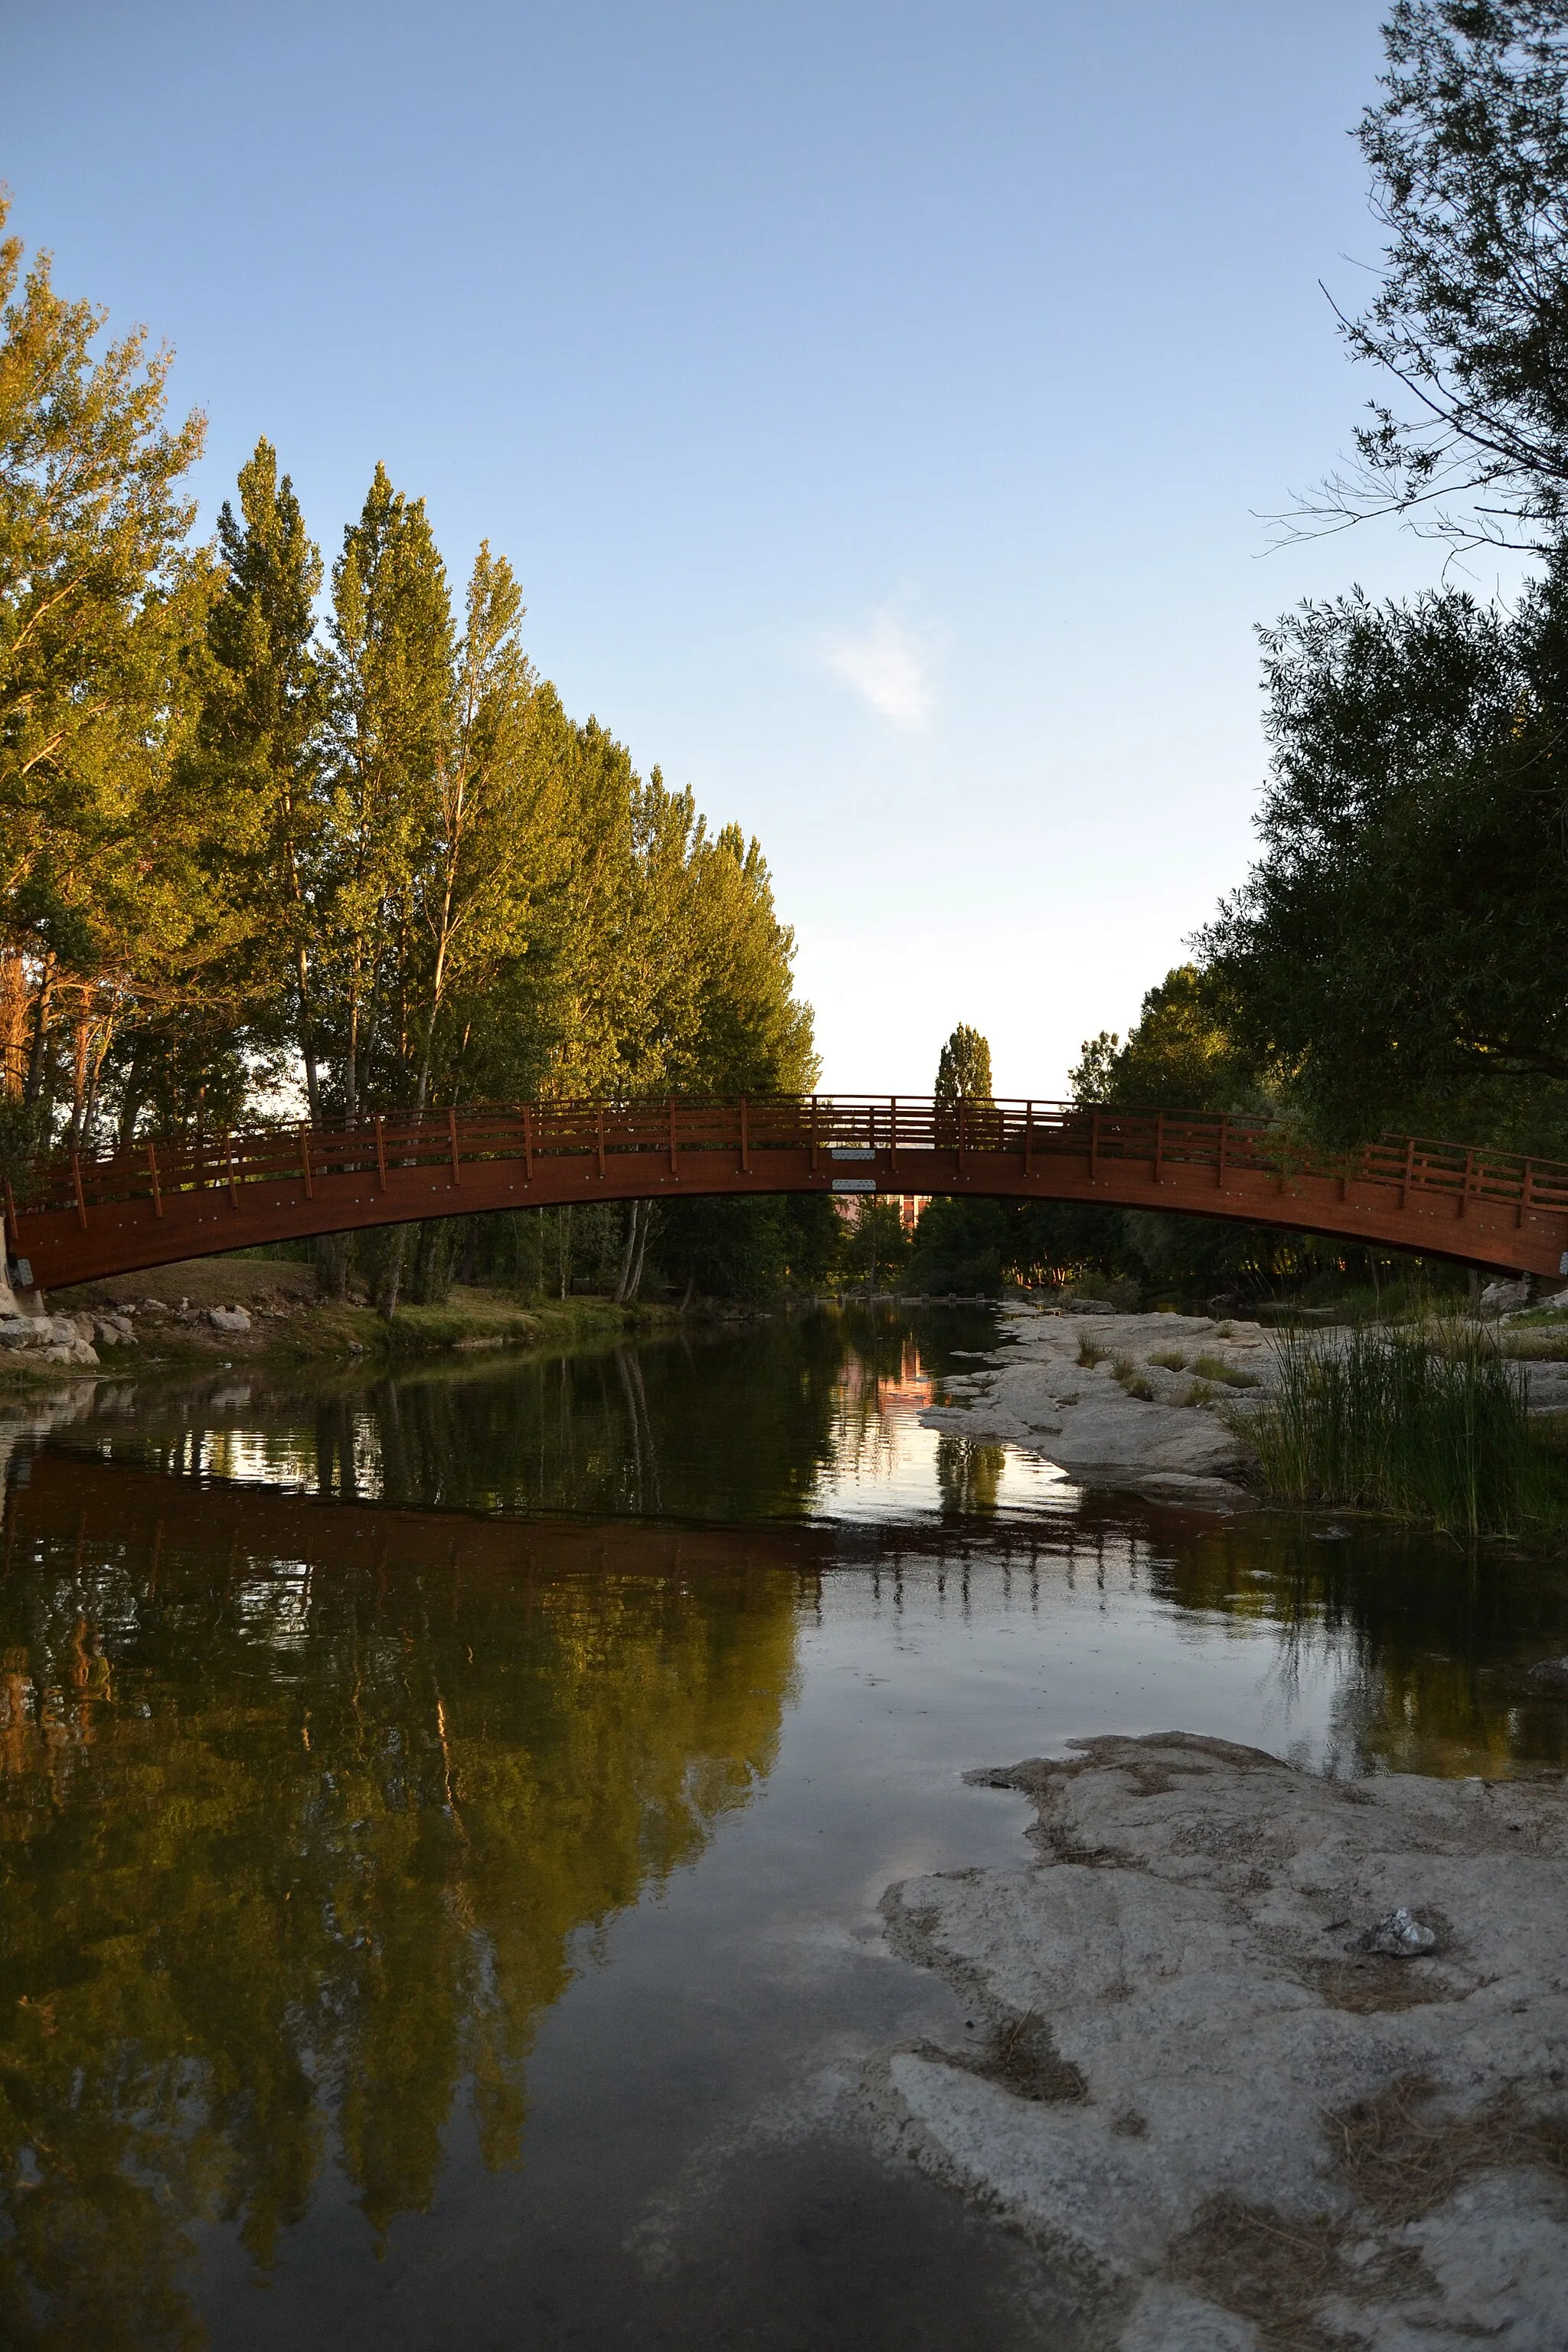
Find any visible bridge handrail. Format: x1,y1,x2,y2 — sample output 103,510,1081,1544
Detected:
10,1094,1568,1227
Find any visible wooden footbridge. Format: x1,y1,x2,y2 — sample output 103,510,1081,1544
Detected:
5,1096,1567,1291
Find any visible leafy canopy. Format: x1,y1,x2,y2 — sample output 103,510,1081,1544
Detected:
1309,1,1568,545
1201,560,1568,1148
934,1022,992,1106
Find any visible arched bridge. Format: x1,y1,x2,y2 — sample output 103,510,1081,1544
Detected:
6,1096,1567,1291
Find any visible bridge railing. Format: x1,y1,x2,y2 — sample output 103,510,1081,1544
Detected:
11,1096,1568,1229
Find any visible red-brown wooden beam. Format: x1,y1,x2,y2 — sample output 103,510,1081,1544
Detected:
5,1097,1567,1291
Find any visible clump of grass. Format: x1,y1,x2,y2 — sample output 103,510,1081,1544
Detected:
1112,1354,1155,1401
1181,1378,1220,1408
1502,1329,1568,1362
1076,1334,1108,1367
1148,1347,1188,1371
1192,1352,1262,1390
1250,1321,1562,1537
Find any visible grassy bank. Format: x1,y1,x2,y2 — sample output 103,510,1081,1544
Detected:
17,1256,674,1387
268,1289,650,1364
1249,1322,1567,1537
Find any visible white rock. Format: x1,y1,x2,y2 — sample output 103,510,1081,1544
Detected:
920,1307,1264,1503
867,1733,1568,2349
206,1305,251,1334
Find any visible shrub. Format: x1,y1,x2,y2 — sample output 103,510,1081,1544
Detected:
1148,1347,1188,1371
1112,1354,1155,1401
1077,1335,1108,1368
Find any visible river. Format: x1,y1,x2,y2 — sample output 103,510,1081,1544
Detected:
3,1305,1567,2348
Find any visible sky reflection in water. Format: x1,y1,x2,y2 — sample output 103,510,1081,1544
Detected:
3,1305,1568,2350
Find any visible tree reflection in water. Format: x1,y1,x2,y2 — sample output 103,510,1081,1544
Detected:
2,1308,1567,2347
0,1458,811,2350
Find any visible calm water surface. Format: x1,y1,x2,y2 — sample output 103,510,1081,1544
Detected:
4,1305,1568,2349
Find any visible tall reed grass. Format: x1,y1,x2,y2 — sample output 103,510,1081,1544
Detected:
1250,1322,1560,1537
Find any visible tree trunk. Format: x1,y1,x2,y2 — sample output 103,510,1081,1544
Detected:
627,1200,652,1302
612,1202,639,1305
297,943,321,1125
24,960,55,1106
316,1232,352,1301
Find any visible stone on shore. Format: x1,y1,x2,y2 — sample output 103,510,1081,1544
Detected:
865,1733,1568,2349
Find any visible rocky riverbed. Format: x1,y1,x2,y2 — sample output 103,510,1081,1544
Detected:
920,1302,1568,1508
866,1732,1568,2349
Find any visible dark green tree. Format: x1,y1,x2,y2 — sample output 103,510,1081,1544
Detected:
1306,1,1568,547
1201,561,1568,1148
1069,965,1259,1111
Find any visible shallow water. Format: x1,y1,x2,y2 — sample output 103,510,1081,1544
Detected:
4,1305,1568,2348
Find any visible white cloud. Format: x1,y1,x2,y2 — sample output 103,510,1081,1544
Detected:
821,611,937,729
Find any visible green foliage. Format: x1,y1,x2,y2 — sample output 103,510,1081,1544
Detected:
907,1195,1013,1292
1321,1,1568,547
1202,565,1568,1149
655,1193,841,1303
1250,1322,1563,1535
0,209,816,1220
934,1022,992,1106
198,439,328,1112
1069,965,1259,1112
0,192,230,1131
837,1198,910,1292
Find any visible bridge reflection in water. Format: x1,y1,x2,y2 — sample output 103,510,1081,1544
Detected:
9,1094,1568,1288
2,1315,1568,2345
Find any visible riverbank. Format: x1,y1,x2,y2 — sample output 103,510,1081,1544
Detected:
866,1730,1568,2348
923,1301,1568,1511
0,1256,670,1387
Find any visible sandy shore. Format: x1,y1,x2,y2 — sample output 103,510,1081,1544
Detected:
865,1732,1568,2348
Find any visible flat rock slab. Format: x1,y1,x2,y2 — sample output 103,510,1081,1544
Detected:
920,1309,1264,1504
866,1733,1568,2347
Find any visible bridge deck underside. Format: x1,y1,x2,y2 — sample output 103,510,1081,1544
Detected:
12,1132,1566,1289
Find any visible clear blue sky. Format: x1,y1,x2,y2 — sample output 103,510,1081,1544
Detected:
1,1,1501,1096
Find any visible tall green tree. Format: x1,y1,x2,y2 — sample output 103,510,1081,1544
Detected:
198,438,328,1115
320,466,453,1117
1070,965,1259,1112
1306,1,1568,547
1201,564,1568,1148
934,1022,992,1106
0,192,216,1137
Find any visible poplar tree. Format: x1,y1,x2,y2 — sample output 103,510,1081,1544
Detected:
935,1024,993,1106
201,439,328,1115
321,466,452,1116
0,193,211,1131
